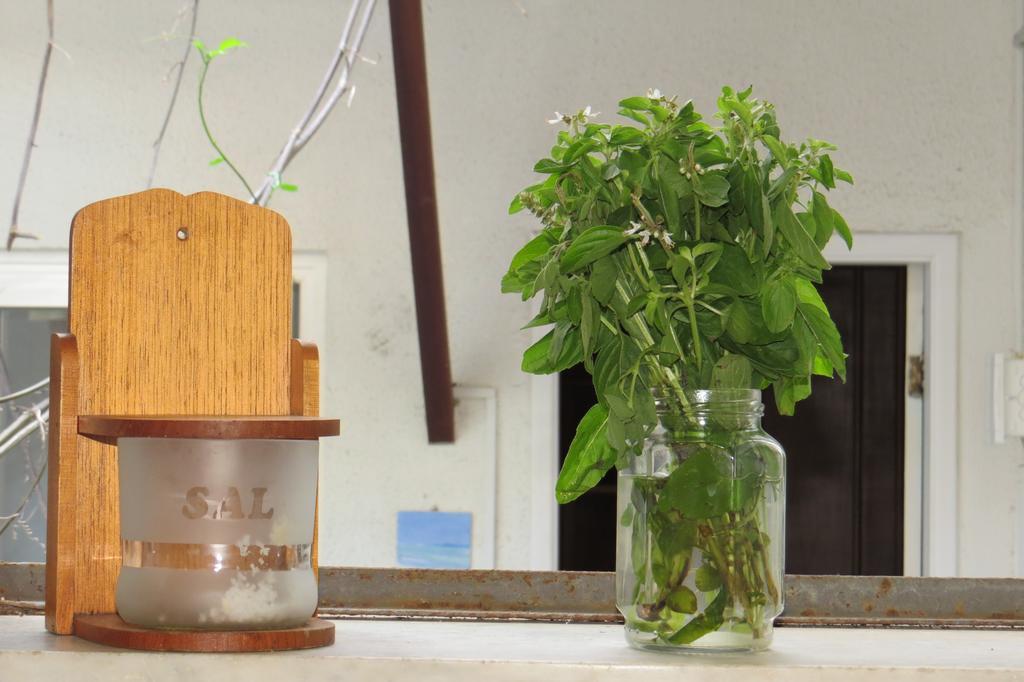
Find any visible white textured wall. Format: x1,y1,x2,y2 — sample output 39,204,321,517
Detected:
1,0,1022,575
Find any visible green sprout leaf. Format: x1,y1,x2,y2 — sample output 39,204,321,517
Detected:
211,37,247,57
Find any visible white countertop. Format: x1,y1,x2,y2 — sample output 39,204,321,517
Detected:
1,615,1023,681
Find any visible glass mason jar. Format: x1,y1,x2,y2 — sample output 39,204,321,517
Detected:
616,389,785,652
116,438,319,630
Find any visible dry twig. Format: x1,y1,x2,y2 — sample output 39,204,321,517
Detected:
7,0,55,250
148,0,200,187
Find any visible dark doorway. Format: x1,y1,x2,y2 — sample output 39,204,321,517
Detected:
557,265,907,575
763,266,906,575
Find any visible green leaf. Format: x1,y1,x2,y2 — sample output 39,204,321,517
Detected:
774,202,829,270
760,191,774,259
767,169,796,201
833,209,853,249
657,168,681,232
617,108,650,127
666,586,698,614
506,231,553,274
693,137,729,167
609,126,644,145
618,96,654,110
602,163,621,181
580,294,597,357
725,299,757,344
564,139,598,164
695,564,722,592
534,158,572,174
556,404,616,503
761,278,797,332
761,135,789,166
657,518,697,556
521,327,582,375
835,168,855,184
590,256,618,304
529,256,556,292
711,353,752,388
719,91,752,125
561,226,628,273
278,183,298,192
666,587,727,644
593,336,622,399
811,191,834,248
710,245,760,295
772,375,812,415
658,450,732,518
793,277,828,311
215,37,247,55
819,154,836,189
692,172,730,208
797,302,846,381
208,156,224,166
508,193,524,214
605,392,634,420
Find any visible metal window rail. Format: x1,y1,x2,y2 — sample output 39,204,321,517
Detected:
2,563,1022,629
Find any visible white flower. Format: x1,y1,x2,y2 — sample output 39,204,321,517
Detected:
549,106,599,126
646,88,662,99
626,221,652,246
626,219,673,249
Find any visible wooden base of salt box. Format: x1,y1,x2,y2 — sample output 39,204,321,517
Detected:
73,614,335,652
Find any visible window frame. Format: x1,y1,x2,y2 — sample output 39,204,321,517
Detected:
0,250,328,342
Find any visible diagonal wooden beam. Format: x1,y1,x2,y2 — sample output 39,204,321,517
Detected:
388,0,455,443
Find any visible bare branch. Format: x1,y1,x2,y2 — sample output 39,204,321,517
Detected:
0,407,48,540
0,377,48,404
293,0,376,151
251,0,378,206
148,0,200,188
0,457,46,539
7,0,55,251
0,399,49,456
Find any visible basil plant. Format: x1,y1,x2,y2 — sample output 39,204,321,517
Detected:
503,87,851,504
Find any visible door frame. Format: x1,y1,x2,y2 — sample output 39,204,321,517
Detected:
530,232,960,576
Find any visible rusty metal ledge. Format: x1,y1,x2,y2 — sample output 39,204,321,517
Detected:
5,563,1024,629
317,569,1024,628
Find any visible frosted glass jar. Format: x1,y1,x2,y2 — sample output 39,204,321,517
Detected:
116,438,318,630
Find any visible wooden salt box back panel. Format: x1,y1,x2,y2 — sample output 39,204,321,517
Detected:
45,189,321,634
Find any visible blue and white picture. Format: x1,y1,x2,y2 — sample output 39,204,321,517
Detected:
396,511,472,569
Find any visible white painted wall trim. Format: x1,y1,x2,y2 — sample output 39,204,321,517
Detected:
451,385,498,569
292,250,328,345
529,369,559,570
824,232,960,577
529,292,560,570
0,250,68,308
